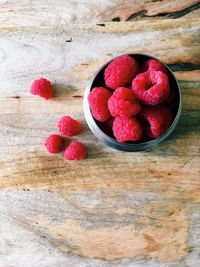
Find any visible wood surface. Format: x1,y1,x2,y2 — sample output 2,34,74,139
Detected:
0,0,200,26
0,17,200,267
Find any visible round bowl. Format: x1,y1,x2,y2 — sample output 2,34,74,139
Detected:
83,53,182,152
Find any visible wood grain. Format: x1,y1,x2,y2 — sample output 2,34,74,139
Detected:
0,18,200,266
0,0,199,26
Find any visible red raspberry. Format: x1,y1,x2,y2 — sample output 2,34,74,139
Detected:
139,106,172,138
58,116,81,136
64,141,87,160
88,87,111,122
108,87,141,117
132,71,169,105
30,78,53,100
104,55,139,90
141,59,167,74
113,116,143,143
44,134,64,154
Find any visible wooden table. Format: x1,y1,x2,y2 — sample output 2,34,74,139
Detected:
0,1,200,266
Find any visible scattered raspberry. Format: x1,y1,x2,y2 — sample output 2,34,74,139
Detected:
58,116,81,136
113,116,143,142
64,141,87,160
30,78,53,100
44,134,64,154
104,55,139,89
132,71,169,105
108,87,141,117
141,59,167,74
139,106,172,138
88,87,111,122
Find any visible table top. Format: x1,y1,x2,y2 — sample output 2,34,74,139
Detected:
0,1,200,267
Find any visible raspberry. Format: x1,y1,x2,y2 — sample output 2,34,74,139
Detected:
58,116,81,136
30,78,53,100
104,55,139,89
88,87,111,122
64,141,87,160
141,59,167,74
108,87,141,117
113,116,143,142
132,71,169,105
44,134,64,154
139,106,172,138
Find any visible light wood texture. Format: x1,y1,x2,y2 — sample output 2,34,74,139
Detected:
0,0,199,26
0,18,200,266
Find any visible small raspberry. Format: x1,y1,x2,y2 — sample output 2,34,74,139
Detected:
108,87,141,117
141,59,167,74
88,87,111,122
30,78,53,100
44,134,64,154
64,141,87,160
139,105,172,138
132,71,169,105
113,116,143,143
58,116,81,136
104,55,139,89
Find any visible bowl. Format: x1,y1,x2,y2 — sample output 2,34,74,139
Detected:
83,53,182,152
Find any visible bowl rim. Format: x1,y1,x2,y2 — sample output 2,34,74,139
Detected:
83,53,182,151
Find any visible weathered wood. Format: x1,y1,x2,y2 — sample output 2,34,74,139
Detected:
0,18,200,266
0,0,199,26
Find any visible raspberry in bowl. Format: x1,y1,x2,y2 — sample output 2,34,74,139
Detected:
84,54,182,151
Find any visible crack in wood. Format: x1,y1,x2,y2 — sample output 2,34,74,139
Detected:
168,2,200,19
126,2,200,21
96,23,105,26
126,10,147,21
65,38,73,42
112,16,120,22
151,2,200,18
73,95,82,98
168,63,200,72
11,96,20,99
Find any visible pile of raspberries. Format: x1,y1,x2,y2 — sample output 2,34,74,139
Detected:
30,78,86,160
88,55,174,143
